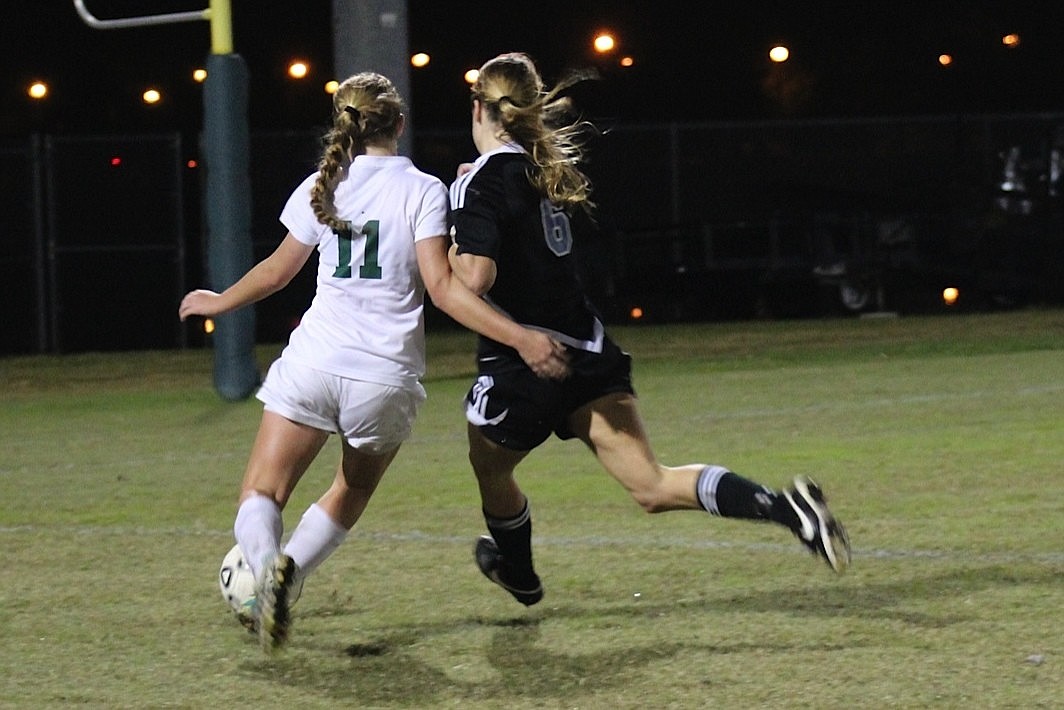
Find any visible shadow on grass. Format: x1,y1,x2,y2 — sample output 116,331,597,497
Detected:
238,563,1057,704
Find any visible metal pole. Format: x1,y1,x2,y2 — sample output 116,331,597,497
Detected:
72,0,258,398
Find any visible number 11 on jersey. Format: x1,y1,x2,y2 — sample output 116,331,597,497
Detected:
333,220,382,279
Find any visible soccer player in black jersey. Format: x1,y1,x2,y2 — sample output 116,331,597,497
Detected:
448,53,851,606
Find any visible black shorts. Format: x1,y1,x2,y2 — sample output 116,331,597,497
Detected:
463,334,635,451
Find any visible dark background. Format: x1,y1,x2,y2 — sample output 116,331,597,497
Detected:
2,2,1063,354
5,1,1064,135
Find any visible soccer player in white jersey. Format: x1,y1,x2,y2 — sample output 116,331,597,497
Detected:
179,72,568,653
447,53,852,608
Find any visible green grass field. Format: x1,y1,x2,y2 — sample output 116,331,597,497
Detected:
2,309,1062,708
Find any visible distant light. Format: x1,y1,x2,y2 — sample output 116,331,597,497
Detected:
938,53,953,66
769,45,790,63
464,69,479,85
1002,33,1021,48
288,61,309,79
629,306,644,320
204,318,215,334
620,56,635,68
410,52,430,68
942,287,959,306
192,68,207,83
28,81,48,99
186,159,198,169
142,88,161,105
324,80,339,95
110,156,122,167
593,33,616,54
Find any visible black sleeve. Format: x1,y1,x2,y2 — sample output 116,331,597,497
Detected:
453,169,506,261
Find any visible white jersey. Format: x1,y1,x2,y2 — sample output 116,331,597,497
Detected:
277,154,449,389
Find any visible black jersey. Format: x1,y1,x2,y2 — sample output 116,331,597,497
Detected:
449,143,604,354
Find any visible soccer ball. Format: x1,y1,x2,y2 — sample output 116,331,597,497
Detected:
218,544,258,630
218,543,304,631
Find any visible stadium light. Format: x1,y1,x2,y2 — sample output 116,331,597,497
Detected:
769,45,790,63
288,61,309,79
593,32,616,54
410,52,430,68
28,81,49,99
142,88,162,104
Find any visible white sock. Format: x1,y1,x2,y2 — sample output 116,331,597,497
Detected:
233,494,283,577
283,503,348,579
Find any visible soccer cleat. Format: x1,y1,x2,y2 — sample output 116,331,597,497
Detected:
235,595,259,634
474,535,543,606
781,475,851,573
256,553,298,653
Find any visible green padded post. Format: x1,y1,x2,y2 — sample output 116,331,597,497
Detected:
203,52,259,401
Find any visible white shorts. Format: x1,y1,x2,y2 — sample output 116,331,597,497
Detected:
255,358,426,454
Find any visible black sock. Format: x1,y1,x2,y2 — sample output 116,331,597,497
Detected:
697,467,779,521
484,499,537,579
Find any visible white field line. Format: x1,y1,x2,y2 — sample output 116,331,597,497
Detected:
686,382,1064,422
1,524,1062,565
3,381,1060,564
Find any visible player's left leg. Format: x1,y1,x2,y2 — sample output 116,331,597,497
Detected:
467,424,543,605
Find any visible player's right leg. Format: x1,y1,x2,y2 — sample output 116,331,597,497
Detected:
571,393,851,573
781,475,851,572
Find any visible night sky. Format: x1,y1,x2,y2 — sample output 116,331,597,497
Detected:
4,1,1064,137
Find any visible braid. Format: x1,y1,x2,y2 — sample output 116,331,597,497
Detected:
310,127,356,232
308,72,404,231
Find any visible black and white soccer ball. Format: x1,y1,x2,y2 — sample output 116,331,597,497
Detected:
218,544,258,630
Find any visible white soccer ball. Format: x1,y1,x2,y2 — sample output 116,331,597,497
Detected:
218,544,258,629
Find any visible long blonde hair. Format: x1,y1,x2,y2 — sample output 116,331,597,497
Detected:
309,72,404,232
472,52,595,213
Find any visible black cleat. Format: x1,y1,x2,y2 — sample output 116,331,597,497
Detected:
781,476,852,573
256,553,298,653
474,536,543,606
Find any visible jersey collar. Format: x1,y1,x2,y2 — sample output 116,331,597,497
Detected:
474,141,526,167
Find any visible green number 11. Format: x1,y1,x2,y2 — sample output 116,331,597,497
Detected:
332,220,382,279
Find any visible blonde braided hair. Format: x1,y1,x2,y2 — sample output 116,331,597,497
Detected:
309,72,404,232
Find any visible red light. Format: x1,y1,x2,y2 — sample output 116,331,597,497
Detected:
186,159,198,169
110,156,122,167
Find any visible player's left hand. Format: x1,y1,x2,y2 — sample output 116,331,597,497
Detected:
518,331,570,380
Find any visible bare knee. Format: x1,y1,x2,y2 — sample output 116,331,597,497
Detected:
630,489,673,514
622,464,698,514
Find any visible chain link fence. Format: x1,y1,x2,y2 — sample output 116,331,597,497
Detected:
3,113,1062,354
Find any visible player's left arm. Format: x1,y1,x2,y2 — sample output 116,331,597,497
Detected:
447,242,496,296
421,236,567,379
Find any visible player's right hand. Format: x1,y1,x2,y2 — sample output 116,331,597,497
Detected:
178,289,221,321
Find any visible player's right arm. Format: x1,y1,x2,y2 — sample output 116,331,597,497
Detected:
178,232,314,321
